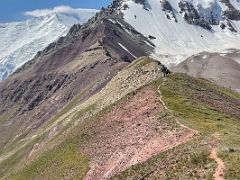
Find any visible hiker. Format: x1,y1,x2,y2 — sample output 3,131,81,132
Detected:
161,65,169,77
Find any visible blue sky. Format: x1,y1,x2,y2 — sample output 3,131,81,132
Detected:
0,0,112,22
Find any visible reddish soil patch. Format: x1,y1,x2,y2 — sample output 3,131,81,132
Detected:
82,87,195,179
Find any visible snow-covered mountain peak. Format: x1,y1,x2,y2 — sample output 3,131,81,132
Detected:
112,0,240,65
0,7,98,80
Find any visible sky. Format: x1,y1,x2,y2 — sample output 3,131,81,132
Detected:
0,0,112,23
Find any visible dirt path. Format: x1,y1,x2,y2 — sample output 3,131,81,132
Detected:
159,82,227,180
159,83,226,179
210,147,226,180
158,85,198,134
208,133,226,180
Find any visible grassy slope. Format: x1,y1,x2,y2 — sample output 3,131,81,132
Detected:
0,83,95,179
2,59,240,179
159,74,240,179
2,57,162,179
113,73,240,179
11,143,89,180
7,101,101,179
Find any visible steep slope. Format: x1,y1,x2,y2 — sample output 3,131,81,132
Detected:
113,73,240,179
0,57,162,178
172,49,240,92
0,7,153,177
113,0,240,64
0,8,98,80
1,58,239,179
1,58,196,179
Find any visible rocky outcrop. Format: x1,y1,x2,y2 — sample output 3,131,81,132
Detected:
134,0,148,10
1,73,72,113
221,0,240,20
161,0,172,11
224,9,240,21
178,1,212,30
134,0,145,5
226,20,237,32
177,0,239,31
161,0,177,22
68,24,82,36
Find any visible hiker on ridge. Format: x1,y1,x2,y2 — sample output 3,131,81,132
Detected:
161,65,169,77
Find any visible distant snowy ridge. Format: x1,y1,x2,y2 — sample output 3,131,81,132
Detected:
0,6,98,80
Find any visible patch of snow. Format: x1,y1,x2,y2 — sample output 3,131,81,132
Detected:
118,42,137,59
220,54,227,56
145,40,155,47
202,55,208,59
108,19,116,24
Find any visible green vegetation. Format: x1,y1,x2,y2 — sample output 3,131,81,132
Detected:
0,135,44,179
12,143,89,180
157,74,240,178
219,150,240,180
112,137,215,179
157,74,240,143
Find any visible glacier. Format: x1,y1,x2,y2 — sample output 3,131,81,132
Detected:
0,7,98,80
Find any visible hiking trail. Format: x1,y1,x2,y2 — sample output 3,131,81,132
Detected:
159,79,226,180
158,83,198,134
